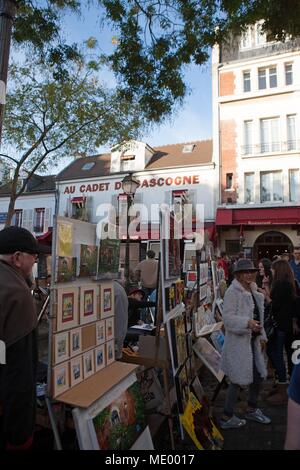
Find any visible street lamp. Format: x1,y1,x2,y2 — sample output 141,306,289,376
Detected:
121,173,139,293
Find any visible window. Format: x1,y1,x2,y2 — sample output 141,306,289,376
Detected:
260,118,280,153
289,169,299,202
258,67,277,90
285,63,293,85
243,71,251,92
244,120,253,154
240,27,252,49
81,162,95,171
120,154,135,172
34,208,45,232
255,22,267,45
260,171,283,202
13,209,22,227
245,173,255,203
226,173,233,190
287,115,296,150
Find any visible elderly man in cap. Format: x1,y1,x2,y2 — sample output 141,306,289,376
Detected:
219,259,271,430
0,226,47,450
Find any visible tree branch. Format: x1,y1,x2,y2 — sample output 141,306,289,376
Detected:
0,153,19,165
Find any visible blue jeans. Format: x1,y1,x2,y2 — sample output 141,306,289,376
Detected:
266,329,287,383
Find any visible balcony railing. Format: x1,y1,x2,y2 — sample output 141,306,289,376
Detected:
241,140,300,155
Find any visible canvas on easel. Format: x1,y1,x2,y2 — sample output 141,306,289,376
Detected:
56,287,79,332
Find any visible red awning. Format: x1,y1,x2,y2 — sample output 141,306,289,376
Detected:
216,207,300,226
71,197,85,203
36,228,52,246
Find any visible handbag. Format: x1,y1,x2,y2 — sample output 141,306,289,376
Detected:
264,303,277,339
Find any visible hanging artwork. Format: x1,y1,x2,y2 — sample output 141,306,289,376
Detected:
180,392,223,450
95,320,106,345
56,287,79,331
193,338,224,382
100,283,114,319
106,339,115,365
186,271,197,290
56,256,77,283
53,331,69,364
105,317,115,341
57,221,73,258
94,345,106,372
98,238,120,276
79,244,98,277
79,285,98,325
70,328,82,358
89,382,146,450
70,356,83,387
83,350,95,379
53,361,70,397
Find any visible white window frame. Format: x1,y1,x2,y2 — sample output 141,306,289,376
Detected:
260,171,283,203
34,208,45,233
289,169,300,202
258,66,277,90
243,71,251,92
260,117,280,153
240,26,252,49
244,173,255,203
243,120,253,155
255,22,267,45
285,63,293,86
287,115,297,151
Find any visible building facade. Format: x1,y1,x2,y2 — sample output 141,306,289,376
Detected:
213,25,300,260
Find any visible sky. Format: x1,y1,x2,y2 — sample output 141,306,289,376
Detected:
63,3,213,151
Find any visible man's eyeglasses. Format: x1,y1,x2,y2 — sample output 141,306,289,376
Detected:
23,252,39,261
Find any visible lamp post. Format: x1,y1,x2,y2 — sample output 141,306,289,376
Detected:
121,173,139,293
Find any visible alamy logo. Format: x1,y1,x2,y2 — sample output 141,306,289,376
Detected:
292,340,300,365
0,340,6,365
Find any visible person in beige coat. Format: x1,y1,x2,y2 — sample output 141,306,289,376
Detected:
219,259,271,429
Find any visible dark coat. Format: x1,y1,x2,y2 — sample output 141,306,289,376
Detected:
270,280,300,334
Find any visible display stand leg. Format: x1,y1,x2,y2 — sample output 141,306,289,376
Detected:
162,366,175,450
45,397,63,450
211,377,227,404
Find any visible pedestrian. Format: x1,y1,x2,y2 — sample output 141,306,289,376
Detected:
113,280,129,359
127,288,156,327
134,250,158,297
256,258,273,293
219,259,270,429
217,251,229,282
0,226,48,450
289,246,300,286
285,362,300,450
264,260,300,404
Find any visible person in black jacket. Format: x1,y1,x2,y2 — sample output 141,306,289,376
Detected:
264,259,300,405
127,289,156,328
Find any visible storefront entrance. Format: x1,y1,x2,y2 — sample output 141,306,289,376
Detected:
253,231,293,261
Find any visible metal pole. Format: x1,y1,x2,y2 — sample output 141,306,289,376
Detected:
0,0,17,145
125,194,132,293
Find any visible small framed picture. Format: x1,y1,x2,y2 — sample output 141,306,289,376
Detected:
105,317,114,341
53,361,69,398
83,350,95,379
53,331,69,365
70,356,83,387
79,285,98,325
56,287,79,332
95,345,106,372
70,328,82,357
100,283,114,319
96,320,105,345
106,340,115,366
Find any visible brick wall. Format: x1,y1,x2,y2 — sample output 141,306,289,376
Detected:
220,119,237,204
219,71,235,96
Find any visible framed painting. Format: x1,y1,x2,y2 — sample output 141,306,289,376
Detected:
57,257,77,283
98,238,120,276
57,221,73,258
105,317,115,341
100,283,114,319
53,361,69,398
79,244,98,277
96,320,105,345
193,337,224,382
83,350,95,379
53,331,69,365
70,356,83,387
106,339,115,366
169,313,187,369
56,287,79,332
79,285,98,325
94,344,106,372
70,327,82,358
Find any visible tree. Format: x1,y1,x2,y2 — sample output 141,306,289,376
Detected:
99,0,300,119
1,56,143,226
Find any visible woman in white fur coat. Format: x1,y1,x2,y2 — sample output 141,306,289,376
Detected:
219,259,271,429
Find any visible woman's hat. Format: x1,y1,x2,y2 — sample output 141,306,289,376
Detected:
234,259,258,273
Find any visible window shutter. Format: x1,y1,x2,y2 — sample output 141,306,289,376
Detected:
44,208,52,231
22,209,28,229
28,209,34,233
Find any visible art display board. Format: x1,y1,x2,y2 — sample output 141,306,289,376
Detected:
72,370,153,450
49,216,119,400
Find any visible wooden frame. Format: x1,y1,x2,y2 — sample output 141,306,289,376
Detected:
100,283,114,319
53,331,69,365
70,327,82,358
79,284,98,325
106,340,115,365
83,350,95,379
56,287,79,332
53,361,70,397
70,356,83,387
94,344,106,372
105,317,115,341
96,320,106,345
